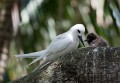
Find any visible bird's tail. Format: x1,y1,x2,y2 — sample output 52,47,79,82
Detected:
26,51,50,67
16,50,46,58
27,52,50,67
26,55,46,68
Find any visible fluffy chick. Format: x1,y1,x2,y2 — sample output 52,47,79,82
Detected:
85,33,109,47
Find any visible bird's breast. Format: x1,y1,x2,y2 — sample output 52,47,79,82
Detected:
68,36,79,51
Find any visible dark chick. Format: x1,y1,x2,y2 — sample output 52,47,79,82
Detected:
85,33,109,47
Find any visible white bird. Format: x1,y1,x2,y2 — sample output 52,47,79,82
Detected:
16,24,85,70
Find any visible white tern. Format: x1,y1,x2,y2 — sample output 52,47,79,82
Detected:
16,24,85,70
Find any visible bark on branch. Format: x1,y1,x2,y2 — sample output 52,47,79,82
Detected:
10,47,120,83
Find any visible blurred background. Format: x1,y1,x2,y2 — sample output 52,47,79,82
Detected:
0,0,120,82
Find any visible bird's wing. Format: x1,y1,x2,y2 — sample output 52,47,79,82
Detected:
97,38,109,47
47,33,72,53
16,50,46,58
27,34,72,67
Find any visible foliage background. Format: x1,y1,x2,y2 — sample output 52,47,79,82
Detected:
0,0,119,82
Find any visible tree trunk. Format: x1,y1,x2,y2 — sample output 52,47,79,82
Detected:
10,47,120,83
0,0,14,82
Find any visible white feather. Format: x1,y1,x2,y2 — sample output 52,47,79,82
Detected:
16,50,46,58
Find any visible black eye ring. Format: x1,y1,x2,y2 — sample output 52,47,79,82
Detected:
77,30,81,33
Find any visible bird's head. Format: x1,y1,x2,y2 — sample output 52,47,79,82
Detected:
85,33,97,44
70,24,85,46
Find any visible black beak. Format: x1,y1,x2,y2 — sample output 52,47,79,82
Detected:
78,36,85,46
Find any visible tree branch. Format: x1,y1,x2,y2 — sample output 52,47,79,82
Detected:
10,47,120,83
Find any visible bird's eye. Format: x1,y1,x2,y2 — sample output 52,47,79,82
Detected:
77,30,81,33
